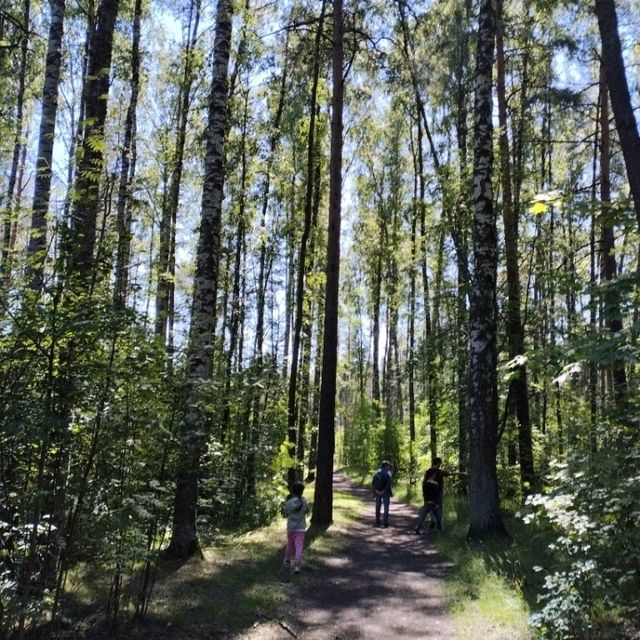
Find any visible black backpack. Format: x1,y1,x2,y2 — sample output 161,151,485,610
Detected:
372,470,387,492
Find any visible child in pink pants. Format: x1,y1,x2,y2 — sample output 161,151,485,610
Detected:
283,481,309,573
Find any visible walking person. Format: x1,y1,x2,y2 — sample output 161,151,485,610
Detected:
372,460,393,528
414,467,441,533
283,480,309,574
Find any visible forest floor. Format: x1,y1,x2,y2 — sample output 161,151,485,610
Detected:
239,472,457,640
33,472,529,640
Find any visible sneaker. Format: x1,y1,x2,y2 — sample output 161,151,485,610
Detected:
294,565,300,574
383,522,389,528
414,528,421,535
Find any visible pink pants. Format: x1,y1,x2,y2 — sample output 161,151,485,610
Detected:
284,530,306,566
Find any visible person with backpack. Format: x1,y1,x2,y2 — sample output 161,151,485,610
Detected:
414,467,441,533
372,460,393,528
283,480,310,574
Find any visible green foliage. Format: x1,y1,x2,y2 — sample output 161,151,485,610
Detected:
521,443,640,639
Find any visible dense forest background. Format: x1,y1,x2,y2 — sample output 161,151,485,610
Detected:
1,0,639,637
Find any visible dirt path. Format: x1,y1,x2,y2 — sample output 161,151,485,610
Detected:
245,472,457,640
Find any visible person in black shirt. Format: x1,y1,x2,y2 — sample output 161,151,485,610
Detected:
414,467,441,533
427,457,468,530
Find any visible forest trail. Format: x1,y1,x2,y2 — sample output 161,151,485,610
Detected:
243,472,457,640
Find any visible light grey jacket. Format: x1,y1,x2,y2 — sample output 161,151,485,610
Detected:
284,496,309,532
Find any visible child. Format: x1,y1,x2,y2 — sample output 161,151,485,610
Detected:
283,480,309,574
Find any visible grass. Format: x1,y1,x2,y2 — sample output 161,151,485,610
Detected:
389,477,542,640
64,488,364,636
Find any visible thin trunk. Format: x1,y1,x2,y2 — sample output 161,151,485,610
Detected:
598,66,627,406
2,0,30,283
113,0,142,307
156,0,201,344
287,0,327,487
496,0,534,491
27,0,65,291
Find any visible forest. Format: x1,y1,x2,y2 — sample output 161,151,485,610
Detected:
0,0,639,637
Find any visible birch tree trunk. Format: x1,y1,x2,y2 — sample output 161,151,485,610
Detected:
467,0,507,539
27,0,65,292
166,0,233,559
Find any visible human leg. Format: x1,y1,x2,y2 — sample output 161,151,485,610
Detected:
375,494,382,524
292,531,305,569
382,493,390,526
284,531,296,564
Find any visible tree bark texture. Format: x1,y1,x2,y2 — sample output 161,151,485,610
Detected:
595,0,640,228
467,0,507,539
167,0,233,559
66,0,120,281
312,0,343,526
27,0,65,291
113,0,142,307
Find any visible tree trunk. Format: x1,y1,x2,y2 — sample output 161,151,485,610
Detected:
467,0,507,540
595,0,640,228
66,0,120,281
155,0,201,345
1,0,30,283
287,0,327,487
312,0,343,526
113,0,142,307
496,0,534,492
598,66,627,406
27,0,65,292
166,0,233,560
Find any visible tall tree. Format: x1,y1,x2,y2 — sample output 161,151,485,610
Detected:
287,0,327,487
467,0,507,539
495,0,534,491
27,0,66,291
312,0,343,526
113,0,142,307
1,0,30,282
155,0,201,345
166,0,233,559
598,67,627,406
65,0,120,280
594,0,640,228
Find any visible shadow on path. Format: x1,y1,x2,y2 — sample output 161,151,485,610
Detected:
276,472,457,640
